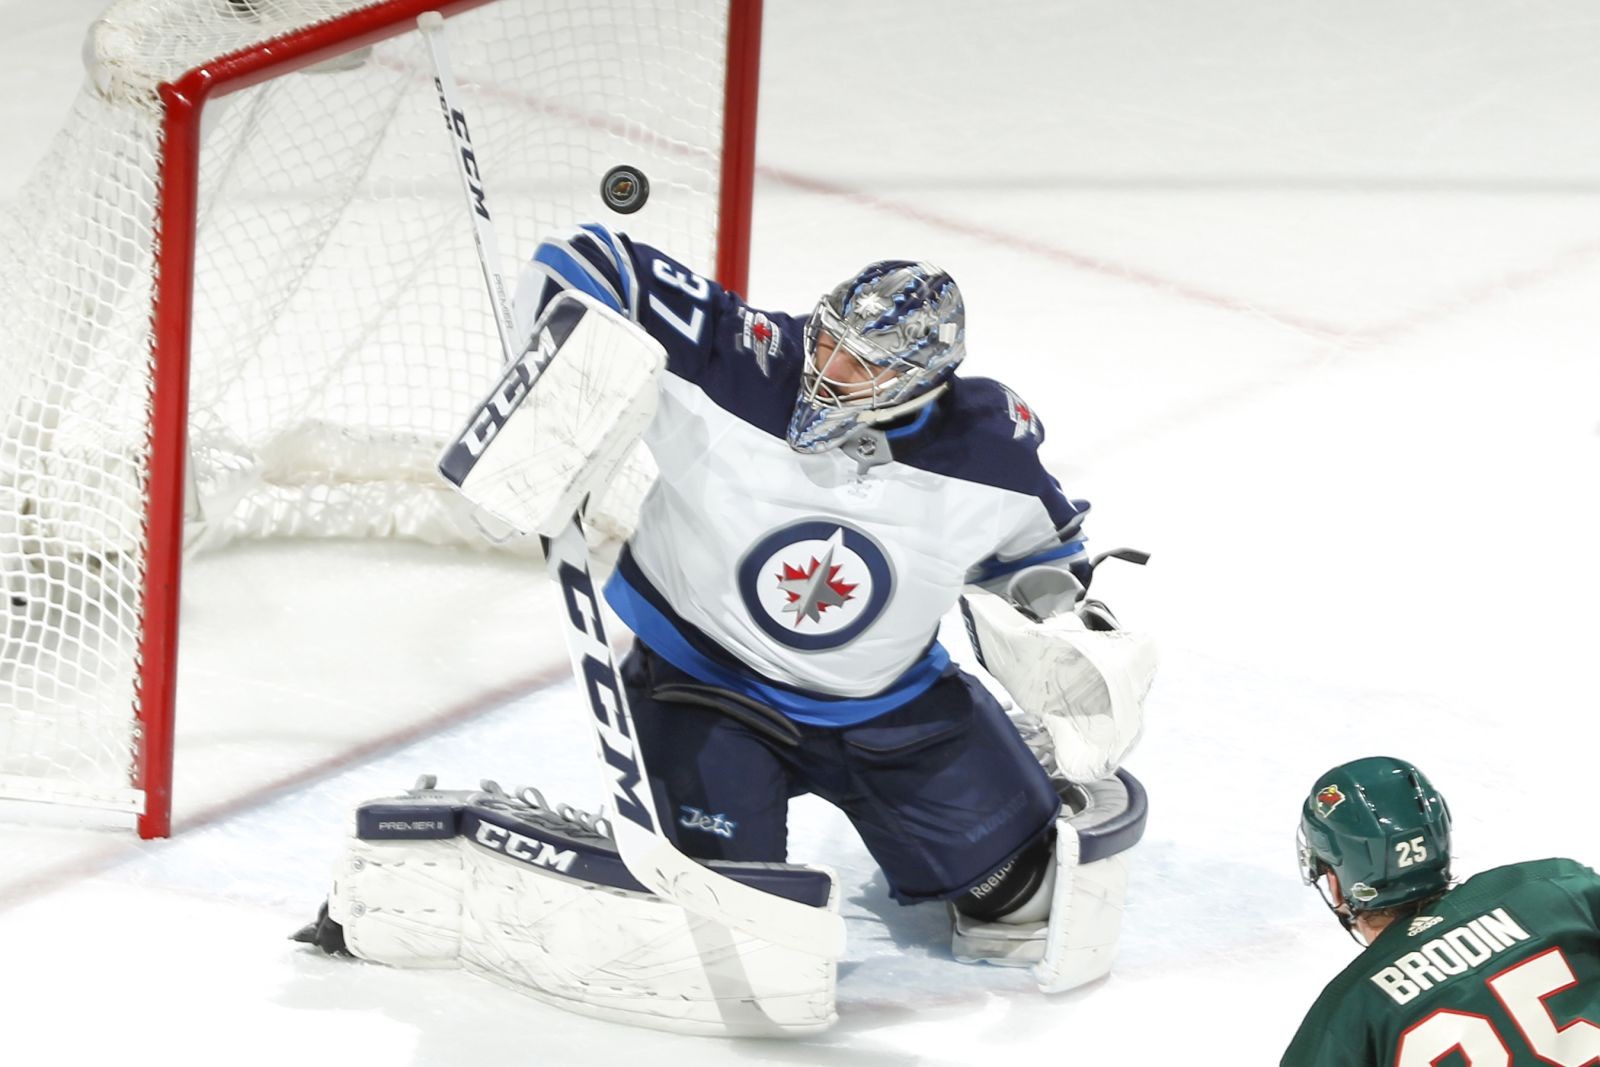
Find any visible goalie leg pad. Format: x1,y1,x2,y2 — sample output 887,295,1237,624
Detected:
329,836,468,967
951,771,1147,993
324,782,838,1036
460,841,835,1036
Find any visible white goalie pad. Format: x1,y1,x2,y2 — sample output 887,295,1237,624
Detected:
437,291,665,539
324,782,838,1037
961,589,1158,782
952,771,1147,993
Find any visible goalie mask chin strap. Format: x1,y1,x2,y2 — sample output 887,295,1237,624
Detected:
854,380,949,427
832,384,950,474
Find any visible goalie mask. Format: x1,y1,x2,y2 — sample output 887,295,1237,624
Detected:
1297,756,1452,934
787,260,966,453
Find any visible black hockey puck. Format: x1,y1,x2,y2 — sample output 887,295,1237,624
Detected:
601,165,650,214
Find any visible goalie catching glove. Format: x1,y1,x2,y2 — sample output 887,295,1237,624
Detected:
961,561,1157,782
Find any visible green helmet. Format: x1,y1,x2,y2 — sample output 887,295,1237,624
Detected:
1297,756,1452,913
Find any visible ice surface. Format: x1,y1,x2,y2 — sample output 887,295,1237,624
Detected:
3,2,1598,1063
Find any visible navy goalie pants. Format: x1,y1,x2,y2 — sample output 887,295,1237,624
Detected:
620,641,1061,904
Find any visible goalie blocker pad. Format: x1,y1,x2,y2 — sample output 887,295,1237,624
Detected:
952,770,1148,993
438,290,665,539
328,780,839,1036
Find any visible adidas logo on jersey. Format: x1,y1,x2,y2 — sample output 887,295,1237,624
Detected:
1407,914,1445,936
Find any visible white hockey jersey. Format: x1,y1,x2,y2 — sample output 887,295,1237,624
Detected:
525,225,1089,726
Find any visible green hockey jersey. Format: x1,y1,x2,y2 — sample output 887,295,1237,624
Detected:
1283,858,1600,1066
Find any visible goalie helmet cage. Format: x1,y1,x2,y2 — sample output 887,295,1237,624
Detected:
0,0,763,838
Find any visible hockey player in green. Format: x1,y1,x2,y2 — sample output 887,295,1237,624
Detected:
1283,755,1600,1066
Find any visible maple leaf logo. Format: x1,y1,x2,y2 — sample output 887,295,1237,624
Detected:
773,530,857,626
751,318,772,344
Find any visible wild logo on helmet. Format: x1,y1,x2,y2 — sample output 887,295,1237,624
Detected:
1313,784,1346,817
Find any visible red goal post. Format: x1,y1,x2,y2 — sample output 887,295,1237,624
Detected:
0,0,763,838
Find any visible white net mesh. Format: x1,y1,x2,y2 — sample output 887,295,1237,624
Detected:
0,0,732,816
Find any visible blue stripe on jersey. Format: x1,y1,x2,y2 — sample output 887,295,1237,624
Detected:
604,567,952,727
969,538,1087,584
577,224,634,312
532,244,623,312
884,404,935,439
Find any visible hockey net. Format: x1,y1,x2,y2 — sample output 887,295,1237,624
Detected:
0,0,758,835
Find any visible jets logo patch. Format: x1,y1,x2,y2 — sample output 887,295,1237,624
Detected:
679,806,737,839
737,307,781,375
1002,387,1041,440
737,519,894,651
1313,785,1346,818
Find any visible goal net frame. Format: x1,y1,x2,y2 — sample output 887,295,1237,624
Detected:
1,0,763,839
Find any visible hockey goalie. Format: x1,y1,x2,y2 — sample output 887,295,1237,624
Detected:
293,218,1157,1035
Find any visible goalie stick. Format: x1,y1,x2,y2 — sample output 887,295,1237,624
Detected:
419,12,846,960
418,10,517,364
